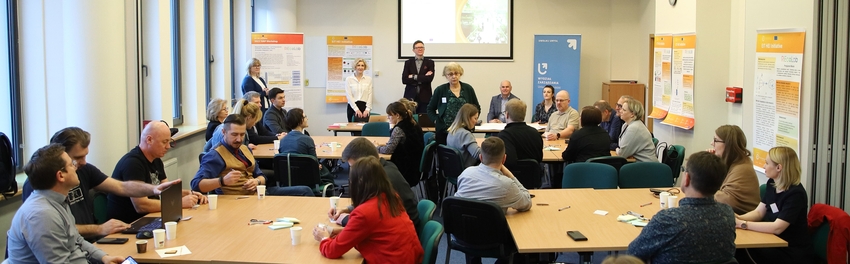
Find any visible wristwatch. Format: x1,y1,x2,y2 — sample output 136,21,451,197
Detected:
556,133,561,139
741,221,748,230
219,177,225,187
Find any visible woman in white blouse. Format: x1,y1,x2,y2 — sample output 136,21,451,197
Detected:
240,58,269,112
345,58,374,122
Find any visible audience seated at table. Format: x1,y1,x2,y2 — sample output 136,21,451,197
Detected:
244,91,284,145
496,99,543,166
205,98,229,141
426,62,480,144
330,138,420,229
192,114,312,196
377,98,424,185
447,103,482,167
204,99,265,152
21,127,180,241
532,85,557,124
313,156,423,263
628,151,736,264
7,144,126,264
562,106,611,163
710,125,760,214
108,122,206,224
616,99,658,162
594,100,624,150
543,90,580,141
278,108,334,186
486,80,519,123
263,87,290,133
734,146,813,264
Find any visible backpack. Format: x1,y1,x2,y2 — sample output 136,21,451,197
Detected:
0,132,18,199
656,142,681,180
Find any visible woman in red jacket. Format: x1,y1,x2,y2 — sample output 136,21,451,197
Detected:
312,156,423,263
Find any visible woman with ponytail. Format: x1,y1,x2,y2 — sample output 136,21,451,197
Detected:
378,98,424,185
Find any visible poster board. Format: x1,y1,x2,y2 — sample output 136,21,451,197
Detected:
250,32,304,109
325,36,373,103
661,33,696,129
648,34,672,119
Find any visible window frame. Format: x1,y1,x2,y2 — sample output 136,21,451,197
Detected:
5,0,22,172
171,0,183,125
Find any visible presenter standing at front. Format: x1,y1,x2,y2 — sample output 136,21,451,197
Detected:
402,40,435,113
345,58,373,122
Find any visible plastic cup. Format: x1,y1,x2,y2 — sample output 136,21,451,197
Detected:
668,196,679,208
208,194,218,210
290,227,302,245
330,142,338,152
659,192,670,209
329,197,340,210
136,240,148,253
273,140,280,151
152,229,166,248
164,221,177,240
257,185,266,200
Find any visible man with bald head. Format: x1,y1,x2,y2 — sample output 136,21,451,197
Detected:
543,90,579,141
107,121,207,223
486,80,519,123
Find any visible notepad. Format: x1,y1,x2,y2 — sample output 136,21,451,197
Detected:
628,220,648,227
268,222,294,230
617,215,638,222
277,217,300,224
544,147,561,151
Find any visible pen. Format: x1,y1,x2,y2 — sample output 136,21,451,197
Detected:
558,206,571,211
640,202,652,207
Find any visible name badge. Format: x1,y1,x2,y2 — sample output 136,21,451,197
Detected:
770,203,779,213
442,97,447,103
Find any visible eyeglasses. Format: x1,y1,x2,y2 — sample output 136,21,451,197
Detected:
414,46,425,50
252,65,261,67
445,72,459,77
652,188,680,198
616,103,623,109
555,99,568,102
712,139,725,143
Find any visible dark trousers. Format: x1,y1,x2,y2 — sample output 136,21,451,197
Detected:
548,162,564,189
735,247,812,264
346,101,369,123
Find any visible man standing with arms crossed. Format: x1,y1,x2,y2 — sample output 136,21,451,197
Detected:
402,40,435,113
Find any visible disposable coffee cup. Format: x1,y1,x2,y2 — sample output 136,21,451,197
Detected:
330,142,338,152
668,196,679,208
659,192,670,209
136,240,148,253
208,194,218,210
273,140,280,151
290,227,303,245
152,229,166,249
164,221,177,240
329,197,340,210
257,185,266,200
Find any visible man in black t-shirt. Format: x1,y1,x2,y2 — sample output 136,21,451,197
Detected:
22,127,182,240
107,122,207,223
497,99,543,166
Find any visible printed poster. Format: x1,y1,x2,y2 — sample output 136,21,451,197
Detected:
326,36,373,103
648,35,672,119
661,33,696,129
532,35,582,110
250,32,304,109
751,29,805,172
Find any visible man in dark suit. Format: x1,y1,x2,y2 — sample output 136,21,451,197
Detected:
487,80,520,123
264,88,289,133
401,40,435,113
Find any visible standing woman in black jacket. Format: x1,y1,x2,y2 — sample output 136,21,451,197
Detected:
241,58,269,112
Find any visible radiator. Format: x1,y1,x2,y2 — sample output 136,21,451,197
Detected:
163,158,179,183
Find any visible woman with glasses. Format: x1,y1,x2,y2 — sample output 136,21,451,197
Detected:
241,58,269,112
205,98,229,141
427,62,480,144
710,125,760,214
615,99,657,162
447,104,482,168
532,85,557,124
345,58,373,122
734,147,812,264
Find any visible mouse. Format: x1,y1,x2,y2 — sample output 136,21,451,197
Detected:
136,231,153,239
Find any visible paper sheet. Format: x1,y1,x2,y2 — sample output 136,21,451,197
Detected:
155,245,192,258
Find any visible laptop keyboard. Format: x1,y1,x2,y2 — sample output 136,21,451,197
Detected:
137,218,162,232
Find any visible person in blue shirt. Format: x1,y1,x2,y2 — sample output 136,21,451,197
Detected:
278,108,335,187
594,100,624,150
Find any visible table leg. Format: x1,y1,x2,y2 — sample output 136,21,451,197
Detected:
578,252,592,264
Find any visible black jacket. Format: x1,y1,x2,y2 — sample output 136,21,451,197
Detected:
497,122,544,166
562,126,611,163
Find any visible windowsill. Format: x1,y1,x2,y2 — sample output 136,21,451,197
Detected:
172,124,207,141
0,172,26,204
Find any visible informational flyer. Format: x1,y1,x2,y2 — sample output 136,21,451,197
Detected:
661,33,696,129
326,36,373,103
250,32,304,109
648,35,672,119
751,29,805,172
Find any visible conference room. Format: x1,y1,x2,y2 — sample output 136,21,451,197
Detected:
1,0,845,263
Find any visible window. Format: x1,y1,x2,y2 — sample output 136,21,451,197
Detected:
0,0,22,171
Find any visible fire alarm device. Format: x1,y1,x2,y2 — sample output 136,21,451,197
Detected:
726,87,743,103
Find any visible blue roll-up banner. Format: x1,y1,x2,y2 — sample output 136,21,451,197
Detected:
533,35,582,111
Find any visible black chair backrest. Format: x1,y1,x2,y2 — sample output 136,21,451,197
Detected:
436,145,466,179
272,153,321,188
506,159,542,189
442,197,516,252
586,156,629,172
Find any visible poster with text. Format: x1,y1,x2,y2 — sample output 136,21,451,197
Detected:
648,35,672,119
532,35,582,110
326,36,373,103
752,29,805,172
661,33,695,129
251,32,304,109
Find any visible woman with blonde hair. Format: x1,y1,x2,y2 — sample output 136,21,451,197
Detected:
241,58,269,111
735,146,812,264
426,62,480,144
710,125,760,214
205,98,228,141
446,103,482,167
345,58,373,122
616,99,657,162
378,98,424,186
204,99,264,152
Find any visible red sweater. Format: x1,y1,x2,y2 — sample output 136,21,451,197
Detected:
320,196,423,263
808,203,850,264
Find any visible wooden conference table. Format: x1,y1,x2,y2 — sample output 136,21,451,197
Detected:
507,189,787,259
99,196,361,263
327,122,546,136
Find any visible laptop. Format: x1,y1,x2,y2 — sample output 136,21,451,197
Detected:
121,184,183,234
417,114,435,127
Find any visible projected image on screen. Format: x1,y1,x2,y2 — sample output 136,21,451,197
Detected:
399,0,513,59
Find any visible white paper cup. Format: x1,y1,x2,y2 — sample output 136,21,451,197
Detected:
329,197,340,210
668,196,679,208
330,142,338,152
208,194,218,210
164,221,177,240
273,140,280,151
290,227,302,245
152,229,166,248
659,192,670,209
257,185,266,200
